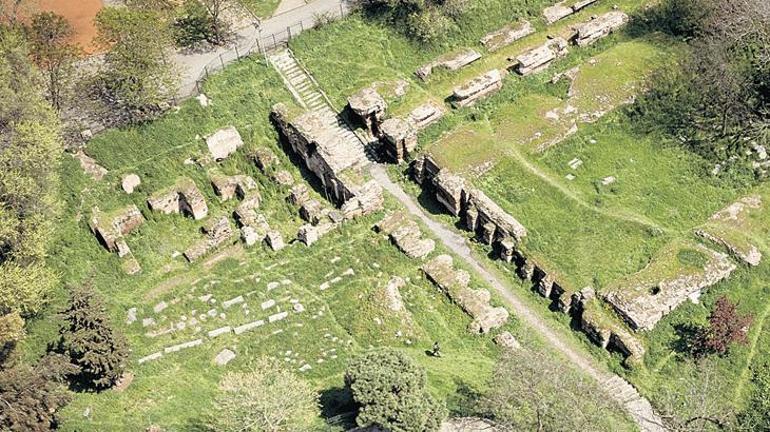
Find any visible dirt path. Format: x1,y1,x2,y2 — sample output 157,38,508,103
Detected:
369,164,667,432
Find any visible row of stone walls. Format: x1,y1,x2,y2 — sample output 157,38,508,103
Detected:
410,154,644,364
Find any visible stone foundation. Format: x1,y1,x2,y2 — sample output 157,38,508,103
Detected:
184,217,234,262
511,38,569,76
422,255,509,333
347,87,387,136
451,69,504,108
380,118,417,163
147,178,209,220
375,212,435,259
480,20,535,52
571,11,629,46
210,173,258,201
416,49,482,81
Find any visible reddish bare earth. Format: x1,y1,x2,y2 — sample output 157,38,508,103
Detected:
37,0,103,52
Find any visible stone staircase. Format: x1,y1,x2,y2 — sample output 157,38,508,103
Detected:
267,49,375,163
603,375,667,432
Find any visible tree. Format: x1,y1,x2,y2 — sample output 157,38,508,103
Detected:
197,0,245,45
0,354,78,431
0,27,62,342
210,357,320,432
27,12,81,111
693,296,752,358
344,348,446,432
480,349,627,432
59,284,129,390
657,359,734,431
94,6,177,119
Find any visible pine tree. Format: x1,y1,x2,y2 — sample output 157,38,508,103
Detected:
345,348,446,432
59,285,128,390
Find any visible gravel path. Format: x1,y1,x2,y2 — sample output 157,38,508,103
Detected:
369,164,667,432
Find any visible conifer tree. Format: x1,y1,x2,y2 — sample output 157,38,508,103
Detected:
59,285,128,390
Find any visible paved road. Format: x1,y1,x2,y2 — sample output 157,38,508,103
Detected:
368,164,667,432
173,0,350,96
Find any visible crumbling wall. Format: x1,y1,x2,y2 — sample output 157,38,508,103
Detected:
347,87,387,136
422,254,509,333
543,0,598,24
210,173,258,201
375,212,435,259
416,49,482,81
184,217,235,262
451,69,504,108
480,21,535,52
147,178,209,220
89,205,145,275
571,11,629,46
511,38,569,76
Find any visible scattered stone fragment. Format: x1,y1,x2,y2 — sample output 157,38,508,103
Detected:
210,173,258,201
601,176,616,186
268,311,289,323
153,301,168,313
121,174,141,194
407,102,445,130
272,170,294,187
233,320,265,335
138,352,163,364
222,296,244,309
265,230,285,251
164,339,203,353
251,147,280,172
142,317,156,327
73,150,108,181
196,93,210,107
493,331,521,350
568,158,583,169
214,348,236,366
261,299,276,310
184,217,234,262
382,276,406,312
126,307,137,324
207,326,232,338
206,126,243,161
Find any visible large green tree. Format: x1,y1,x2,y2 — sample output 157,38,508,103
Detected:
211,357,320,432
59,284,129,390
94,6,177,119
27,12,81,111
0,27,62,344
345,348,446,432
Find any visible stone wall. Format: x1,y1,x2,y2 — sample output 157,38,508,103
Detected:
422,254,509,333
89,205,145,274
451,69,504,108
571,11,629,46
147,178,209,220
511,38,569,76
375,212,435,259
416,49,482,81
543,0,598,24
480,20,535,52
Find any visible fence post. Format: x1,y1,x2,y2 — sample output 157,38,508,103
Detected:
205,66,209,78
340,2,344,16
219,54,225,68
300,21,304,31
195,80,200,94
273,34,277,47
235,45,239,58
287,26,292,40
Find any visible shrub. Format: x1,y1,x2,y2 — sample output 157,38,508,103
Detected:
345,348,446,432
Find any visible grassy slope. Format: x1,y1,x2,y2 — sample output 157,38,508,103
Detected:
19,47,636,430
287,0,770,420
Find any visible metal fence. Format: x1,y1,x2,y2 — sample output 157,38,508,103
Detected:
175,1,350,102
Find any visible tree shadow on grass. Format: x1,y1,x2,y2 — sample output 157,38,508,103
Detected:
320,386,357,429
671,322,702,356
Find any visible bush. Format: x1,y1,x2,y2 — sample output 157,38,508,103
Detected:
58,285,129,390
354,0,465,44
345,348,446,432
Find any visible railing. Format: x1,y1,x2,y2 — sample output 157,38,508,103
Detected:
174,0,350,103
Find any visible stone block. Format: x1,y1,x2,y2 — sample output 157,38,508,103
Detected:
571,11,629,46
451,69,504,108
214,348,236,366
512,38,569,76
121,174,141,194
416,49,482,81
206,126,243,161
265,230,285,251
380,117,418,163
480,20,535,52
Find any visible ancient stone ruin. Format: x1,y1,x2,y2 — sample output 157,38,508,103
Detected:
210,173,258,201
416,49,482,81
271,103,372,204
206,126,243,161
571,11,629,46
407,102,445,130
695,195,763,266
422,254,509,333
251,147,281,173
184,217,234,262
511,38,569,76
380,117,417,163
347,87,387,136
542,0,597,24
604,244,736,331
375,212,435,259
451,69,504,108
89,205,145,274
480,20,535,52
147,178,209,220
